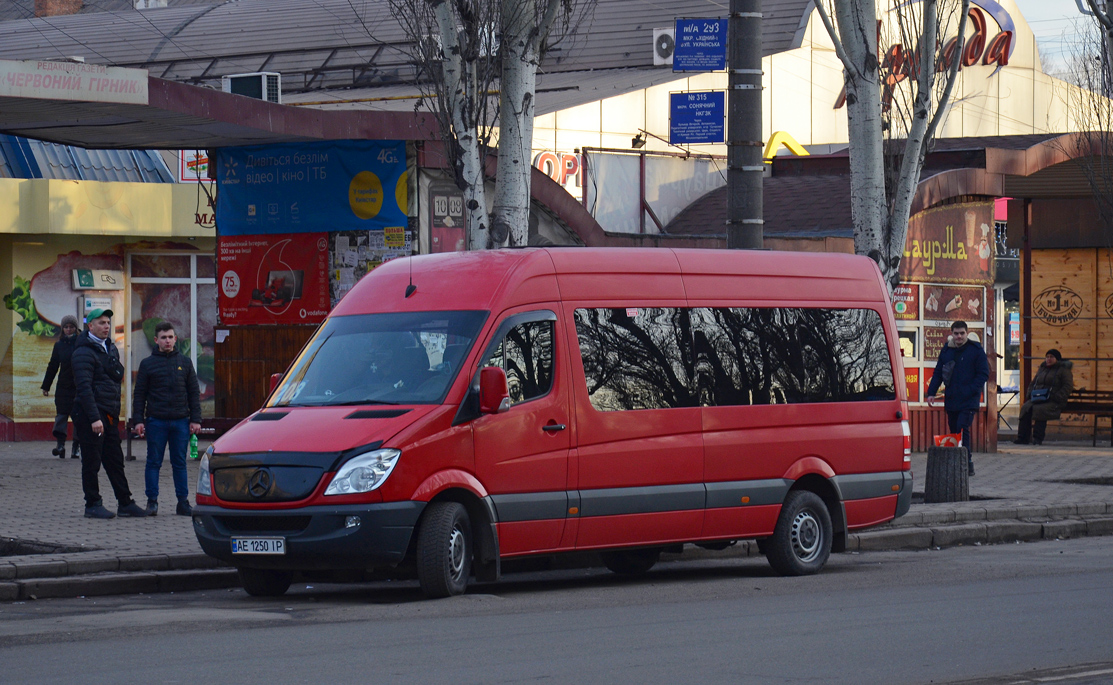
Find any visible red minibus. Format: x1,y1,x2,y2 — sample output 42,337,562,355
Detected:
194,248,912,598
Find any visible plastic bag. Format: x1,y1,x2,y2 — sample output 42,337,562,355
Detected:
934,433,963,447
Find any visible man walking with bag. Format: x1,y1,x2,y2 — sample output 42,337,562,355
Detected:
926,320,990,476
71,308,148,519
41,315,80,459
132,321,201,516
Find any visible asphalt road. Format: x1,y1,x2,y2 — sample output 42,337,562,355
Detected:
2,537,1112,684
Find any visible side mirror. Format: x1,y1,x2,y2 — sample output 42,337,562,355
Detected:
269,372,284,394
478,366,510,415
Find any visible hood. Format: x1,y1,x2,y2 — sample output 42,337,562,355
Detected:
213,404,442,456
946,335,983,350
1041,359,1073,371
75,332,110,352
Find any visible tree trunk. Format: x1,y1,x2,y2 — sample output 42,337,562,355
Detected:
431,0,490,250
491,0,539,247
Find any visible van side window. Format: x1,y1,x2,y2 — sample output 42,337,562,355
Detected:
691,307,896,405
485,321,554,405
574,307,697,411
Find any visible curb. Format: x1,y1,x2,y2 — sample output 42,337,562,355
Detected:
3,509,1113,601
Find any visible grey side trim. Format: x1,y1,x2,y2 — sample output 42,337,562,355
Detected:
490,491,568,523
705,479,792,509
894,472,914,518
579,483,705,518
833,471,905,501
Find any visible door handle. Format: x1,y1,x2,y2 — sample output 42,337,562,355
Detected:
542,424,567,432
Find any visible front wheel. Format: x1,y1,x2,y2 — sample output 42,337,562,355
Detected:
416,502,472,598
239,568,293,597
765,490,832,576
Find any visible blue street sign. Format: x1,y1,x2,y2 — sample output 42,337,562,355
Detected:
673,18,728,71
669,91,725,145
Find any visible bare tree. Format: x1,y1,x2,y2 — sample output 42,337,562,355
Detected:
389,0,588,249
814,0,969,289
1082,0,1113,95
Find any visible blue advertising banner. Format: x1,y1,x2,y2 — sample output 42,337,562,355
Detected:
673,18,727,71
669,91,725,145
216,140,407,236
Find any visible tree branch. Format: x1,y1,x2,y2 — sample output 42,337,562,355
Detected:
813,0,859,78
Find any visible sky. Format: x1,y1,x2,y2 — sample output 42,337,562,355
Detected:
1012,0,1093,76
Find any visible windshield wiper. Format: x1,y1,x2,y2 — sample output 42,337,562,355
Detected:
325,399,401,406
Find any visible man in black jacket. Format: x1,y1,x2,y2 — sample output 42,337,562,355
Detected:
132,321,201,516
41,315,80,459
71,308,148,519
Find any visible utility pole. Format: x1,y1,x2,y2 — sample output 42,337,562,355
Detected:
727,0,763,249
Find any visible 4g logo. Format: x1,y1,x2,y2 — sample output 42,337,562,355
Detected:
377,148,400,165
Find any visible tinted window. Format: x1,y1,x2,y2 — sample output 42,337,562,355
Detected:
692,307,895,405
574,307,697,411
485,321,554,406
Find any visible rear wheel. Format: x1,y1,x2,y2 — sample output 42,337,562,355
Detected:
416,502,472,598
239,568,293,597
600,548,661,575
765,490,832,576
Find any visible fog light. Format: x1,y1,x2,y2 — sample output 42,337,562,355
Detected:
345,516,361,529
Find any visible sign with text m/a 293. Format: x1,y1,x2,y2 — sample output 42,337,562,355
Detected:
670,91,725,145
673,19,727,71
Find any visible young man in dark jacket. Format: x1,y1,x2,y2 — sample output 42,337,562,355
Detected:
926,320,990,476
41,315,80,459
132,321,202,516
71,309,148,519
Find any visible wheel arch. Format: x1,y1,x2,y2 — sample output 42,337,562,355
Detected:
424,487,501,582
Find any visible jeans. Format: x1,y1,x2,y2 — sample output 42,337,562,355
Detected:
947,409,976,466
144,417,190,502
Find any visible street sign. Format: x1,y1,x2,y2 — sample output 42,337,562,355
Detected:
669,91,725,145
673,19,727,71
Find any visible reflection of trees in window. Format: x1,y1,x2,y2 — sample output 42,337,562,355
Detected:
486,321,553,405
575,308,696,411
693,308,895,405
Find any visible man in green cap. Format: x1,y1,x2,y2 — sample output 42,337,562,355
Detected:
71,308,147,519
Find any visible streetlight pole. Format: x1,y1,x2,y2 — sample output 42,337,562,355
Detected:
727,0,763,249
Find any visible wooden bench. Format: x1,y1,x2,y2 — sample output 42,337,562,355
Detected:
125,417,242,461
1064,389,1113,447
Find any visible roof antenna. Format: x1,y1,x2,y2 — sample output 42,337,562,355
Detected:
405,255,416,298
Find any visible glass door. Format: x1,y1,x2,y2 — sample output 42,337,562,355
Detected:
127,252,217,419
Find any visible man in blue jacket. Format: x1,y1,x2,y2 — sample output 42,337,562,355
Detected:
926,320,990,476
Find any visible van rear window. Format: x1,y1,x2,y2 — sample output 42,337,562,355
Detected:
574,307,895,411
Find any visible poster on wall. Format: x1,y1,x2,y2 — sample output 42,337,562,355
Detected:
892,283,919,320
215,140,407,236
429,182,465,253
218,233,329,325
922,285,985,322
178,150,210,183
328,229,413,307
900,202,994,285
905,368,920,403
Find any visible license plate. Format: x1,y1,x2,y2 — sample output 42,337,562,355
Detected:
231,537,286,555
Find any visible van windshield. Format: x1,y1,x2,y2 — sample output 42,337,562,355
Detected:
268,311,488,407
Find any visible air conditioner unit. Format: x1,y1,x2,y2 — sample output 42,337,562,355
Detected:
221,72,282,104
653,28,675,66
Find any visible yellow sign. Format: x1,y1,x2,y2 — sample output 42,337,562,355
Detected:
384,225,405,248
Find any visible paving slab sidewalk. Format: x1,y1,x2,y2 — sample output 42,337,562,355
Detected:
2,440,1112,600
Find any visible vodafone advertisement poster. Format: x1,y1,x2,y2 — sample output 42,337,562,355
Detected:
218,233,329,325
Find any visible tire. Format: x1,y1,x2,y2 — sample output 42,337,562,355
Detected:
924,446,969,503
765,490,832,576
416,502,472,598
239,568,292,597
600,548,661,575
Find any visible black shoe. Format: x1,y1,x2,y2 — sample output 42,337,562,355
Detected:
84,504,115,519
53,443,65,458
1033,439,1043,446
71,445,80,459
176,500,193,516
146,499,158,516
118,501,149,517
1012,439,1029,445
968,462,975,477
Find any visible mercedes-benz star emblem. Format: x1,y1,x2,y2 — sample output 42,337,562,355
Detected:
247,469,272,498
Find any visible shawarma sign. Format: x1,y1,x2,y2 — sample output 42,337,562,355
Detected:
900,202,994,286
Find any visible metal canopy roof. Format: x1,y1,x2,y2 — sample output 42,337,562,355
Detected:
0,75,438,149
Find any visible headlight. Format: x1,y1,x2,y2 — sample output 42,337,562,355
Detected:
325,448,401,495
197,446,214,496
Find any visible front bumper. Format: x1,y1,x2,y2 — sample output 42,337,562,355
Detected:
193,501,426,570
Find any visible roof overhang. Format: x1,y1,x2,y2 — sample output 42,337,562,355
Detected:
0,74,439,150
